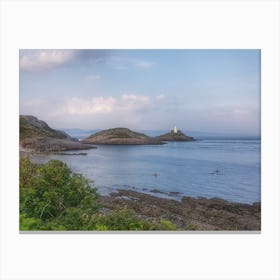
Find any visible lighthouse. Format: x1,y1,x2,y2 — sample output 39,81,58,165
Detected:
173,126,178,134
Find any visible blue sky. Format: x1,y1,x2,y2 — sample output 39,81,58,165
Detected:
19,49,260,135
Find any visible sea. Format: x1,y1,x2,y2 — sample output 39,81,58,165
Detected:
31,137,261,204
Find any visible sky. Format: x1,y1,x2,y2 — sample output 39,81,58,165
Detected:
19,49,260,135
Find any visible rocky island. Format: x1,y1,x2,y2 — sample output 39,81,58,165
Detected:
156,126,195,141
82,127,165,145
20,115,94,153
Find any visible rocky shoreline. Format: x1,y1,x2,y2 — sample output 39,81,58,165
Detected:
20,137,95,153
99,189,261,231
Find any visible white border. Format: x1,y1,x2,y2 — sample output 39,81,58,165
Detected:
1,1,279,280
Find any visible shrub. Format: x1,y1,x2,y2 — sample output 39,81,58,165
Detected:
157,219,177,230
20,214,41,230
88,209,154,230
20,158,99,222
20,158,178,231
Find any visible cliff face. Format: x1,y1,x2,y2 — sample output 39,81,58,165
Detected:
156,130,195,142
20,115,93,152
82,128,165,145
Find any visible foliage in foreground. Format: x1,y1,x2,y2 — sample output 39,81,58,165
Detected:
20,158,179,231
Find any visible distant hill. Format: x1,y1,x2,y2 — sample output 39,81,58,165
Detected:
156,129,195,142
20,115,94,152
82,128,165,145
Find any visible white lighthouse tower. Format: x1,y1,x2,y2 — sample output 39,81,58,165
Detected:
173,126,178,134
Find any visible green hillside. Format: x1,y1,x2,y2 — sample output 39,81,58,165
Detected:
20,115,70,140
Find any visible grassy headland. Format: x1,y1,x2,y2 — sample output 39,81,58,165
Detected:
20,115,94,153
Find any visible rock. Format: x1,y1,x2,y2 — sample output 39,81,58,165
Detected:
156,129,195,141
99,189,261,231
20,115,95,152
53,152,89,155
21,137,95,153
82,127,165,145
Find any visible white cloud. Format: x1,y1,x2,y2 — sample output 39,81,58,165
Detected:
135,61,155,69
20,93,168,129
20,98,49,116
19,50,111,72
87,74,101,81
61,94,152,116
155,94,165,101
106,56,156,70
212,108,252,119
121,94,149,103
232,108,250,115
19,50,76,71
65,97,116,115
120,94,150,111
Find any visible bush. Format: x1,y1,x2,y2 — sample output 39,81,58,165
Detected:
20,214,42,230
20,158,99,222
158,219,177,230
19,158,178,231
89,209,154,230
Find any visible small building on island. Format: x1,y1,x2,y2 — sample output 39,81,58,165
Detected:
156,126,195,142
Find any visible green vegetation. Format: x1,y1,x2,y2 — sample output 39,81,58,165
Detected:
20,158,178,231
109,132,131,139
83,127,155,144
20,116,67,140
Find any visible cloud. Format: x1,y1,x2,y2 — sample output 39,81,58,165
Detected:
106,56,156,70
135,61,155,69
19,50,75,71
20,93,166,130
20,98,50,116
120,94,151,111
121,94,149,103
155,94,165,101
87,74,101,81
19,50,156,72
212,108,252,119
65,97,116,115
59,94,152,116
19,49,111,72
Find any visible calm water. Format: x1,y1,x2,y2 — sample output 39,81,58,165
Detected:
31,138,261,204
